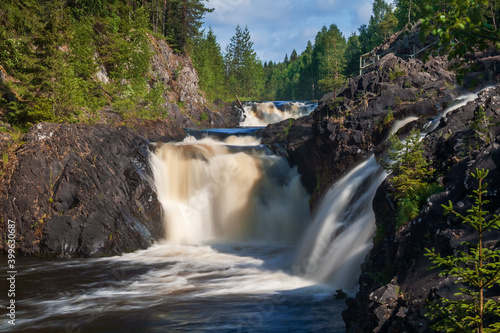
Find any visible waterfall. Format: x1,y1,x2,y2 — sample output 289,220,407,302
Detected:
150,135,310,244
292,116,422,291
293,156,387,291
292,88,492,292
240,101,316,126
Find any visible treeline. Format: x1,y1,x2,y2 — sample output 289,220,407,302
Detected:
193,0,500,101
1,0,498,128
191,0,410,101
0,0,212,128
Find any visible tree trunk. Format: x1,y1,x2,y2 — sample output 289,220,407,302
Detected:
162,0,167,36
408,3,412,25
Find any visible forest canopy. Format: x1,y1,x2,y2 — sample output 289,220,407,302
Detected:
0,0,498,129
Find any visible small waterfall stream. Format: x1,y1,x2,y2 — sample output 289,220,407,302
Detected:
240,101,316,126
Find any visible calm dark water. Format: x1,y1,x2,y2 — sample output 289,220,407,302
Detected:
1,243,346,332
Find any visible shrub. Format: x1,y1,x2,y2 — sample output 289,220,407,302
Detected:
383,129,442,227
389,65,407,81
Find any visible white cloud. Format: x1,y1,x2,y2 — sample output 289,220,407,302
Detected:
354,0,374,25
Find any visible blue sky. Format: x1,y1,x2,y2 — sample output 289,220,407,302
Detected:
202,0,393,63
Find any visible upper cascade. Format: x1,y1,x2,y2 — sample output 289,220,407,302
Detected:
240,101,316,126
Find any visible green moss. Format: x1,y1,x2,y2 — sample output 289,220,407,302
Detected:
200,112,209,122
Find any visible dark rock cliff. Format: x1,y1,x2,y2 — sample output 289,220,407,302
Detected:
343,85,500,333
259,53,459,209
258,27,500,330
0,123,167,257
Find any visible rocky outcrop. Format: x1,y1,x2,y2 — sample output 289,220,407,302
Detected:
343,86,500,332
0,122,166,257
146,33,240,129
260,53,459,208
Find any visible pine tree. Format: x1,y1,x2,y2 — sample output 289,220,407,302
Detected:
300,40,315,99
425,169,500,333
379,5,398,38
345,33,362,77
163,0,213,52
394,0,422,30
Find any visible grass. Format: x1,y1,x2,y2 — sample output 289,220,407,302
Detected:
389,65,407,81
383,107,394,125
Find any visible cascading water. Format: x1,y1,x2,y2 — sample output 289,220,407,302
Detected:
294,156,387,291
240,101,316,126
292,88,493,293
425,86,494,133
4,134,346,333
150,135,310,244
292,116,431,291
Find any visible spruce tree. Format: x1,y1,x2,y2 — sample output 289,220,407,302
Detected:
224,24,263,98
383,129,441,226
317,24,347,97
191,27,226,101
425,169,500,333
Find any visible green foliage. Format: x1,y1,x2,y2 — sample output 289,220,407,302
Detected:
394,0,423,30
383,129,442,227
223,24,264,100
425,169,500,333
383,107,394,125
190,27,226,101
384,129,434,200
379,7,399,38
395,183,443,227
138,81,168,119
2,152,8,166
161,0,214,52
373,222,388,243
256,0,414,100
421,0,500,78
200,112,209,122
0,0,213,128
396,196,420,227
470,106,495,144
317,24,347,97
389,65,407,81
